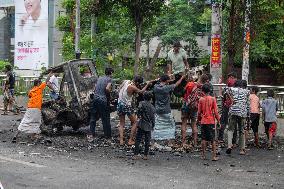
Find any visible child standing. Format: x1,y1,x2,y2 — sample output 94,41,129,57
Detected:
133,92,155,160
249,86,260,147
198,83,220,161
262,89,278,150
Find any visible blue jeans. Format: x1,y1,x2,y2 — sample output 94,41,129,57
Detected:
50,91,59,100
89,97,111,138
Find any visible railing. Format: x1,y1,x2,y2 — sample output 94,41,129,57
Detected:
1,74,284,113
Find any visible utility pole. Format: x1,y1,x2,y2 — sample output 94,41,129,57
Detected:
241,0,251,82
210,1,222,84
75,0,81,59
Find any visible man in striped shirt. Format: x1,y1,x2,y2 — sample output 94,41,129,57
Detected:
226,80,250,155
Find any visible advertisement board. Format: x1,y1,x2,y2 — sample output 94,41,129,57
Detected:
0,0,14,7
210,34,221,68
14,0,48,70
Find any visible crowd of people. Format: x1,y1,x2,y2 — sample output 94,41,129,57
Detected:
85,42,279,161
2,42,280,161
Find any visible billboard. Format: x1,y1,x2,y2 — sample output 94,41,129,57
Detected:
14,0,48,70
0,0,14,7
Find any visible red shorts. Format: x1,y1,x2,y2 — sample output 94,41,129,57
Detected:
269,122,277,137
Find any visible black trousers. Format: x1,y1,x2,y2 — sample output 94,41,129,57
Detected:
89,97,111,138
218,106,229,141
134,128,151,156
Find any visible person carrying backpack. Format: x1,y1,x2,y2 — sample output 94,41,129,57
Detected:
217,73,237,143
181,74,209,149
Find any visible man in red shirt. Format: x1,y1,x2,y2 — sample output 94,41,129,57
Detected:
198,83,220,161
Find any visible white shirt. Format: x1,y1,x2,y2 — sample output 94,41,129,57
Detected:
49,75,59,93
167,48,187,74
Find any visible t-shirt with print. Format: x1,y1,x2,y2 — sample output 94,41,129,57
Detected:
153,83,175,114
250,94,260,114
229,87,250,117
27,82,46,109
167,48,187,74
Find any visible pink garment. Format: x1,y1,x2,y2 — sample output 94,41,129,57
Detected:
250,94,260,114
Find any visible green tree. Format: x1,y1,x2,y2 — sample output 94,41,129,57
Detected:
118,0,166,75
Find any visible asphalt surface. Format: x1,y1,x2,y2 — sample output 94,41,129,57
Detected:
0,113,284,189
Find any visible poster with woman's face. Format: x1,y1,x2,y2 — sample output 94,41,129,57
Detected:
14,0,48,70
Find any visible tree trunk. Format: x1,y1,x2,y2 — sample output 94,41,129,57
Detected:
241,0,251,82
145,43,162,80
227,0,236,74
134,22,142,76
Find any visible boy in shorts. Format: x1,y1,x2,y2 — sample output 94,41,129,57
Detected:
197,83,220,161
249,86,260,147
262,89,278,150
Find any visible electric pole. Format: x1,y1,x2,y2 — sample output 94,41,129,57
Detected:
75,0,81,59
210,1,222,84
242,0,251,82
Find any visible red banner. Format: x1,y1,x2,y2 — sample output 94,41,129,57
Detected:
211,34,221,68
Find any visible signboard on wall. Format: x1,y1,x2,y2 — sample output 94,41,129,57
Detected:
14,0,48,70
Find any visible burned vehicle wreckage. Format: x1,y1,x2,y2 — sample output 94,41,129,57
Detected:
41,59,203,134
41,59,117,134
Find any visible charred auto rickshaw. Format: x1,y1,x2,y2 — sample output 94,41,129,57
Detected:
41,59,100,133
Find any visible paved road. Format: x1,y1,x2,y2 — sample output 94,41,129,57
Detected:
0,113,284,189
1,142,284,189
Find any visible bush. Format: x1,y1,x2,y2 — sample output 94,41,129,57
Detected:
0,60,11,72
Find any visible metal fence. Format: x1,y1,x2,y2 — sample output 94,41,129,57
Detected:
1,75,284,113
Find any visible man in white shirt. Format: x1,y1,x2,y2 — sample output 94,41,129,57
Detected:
167,41,189,97
167,41,189,76
47,72,59,100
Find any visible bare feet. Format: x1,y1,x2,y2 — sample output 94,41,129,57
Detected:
240,149,246,155
212,157,219,161
143,155,148,160
132,155,139,160
182,143,192,150
128,139,135,146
